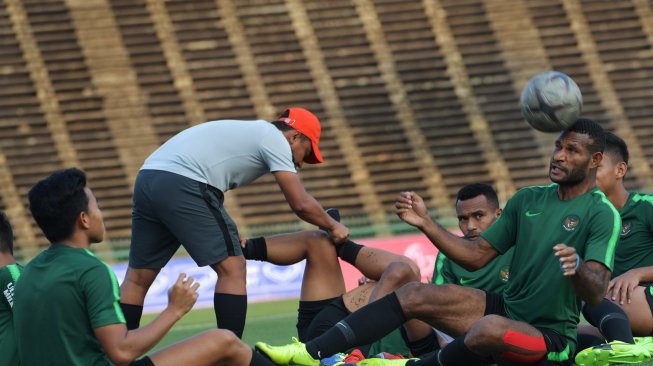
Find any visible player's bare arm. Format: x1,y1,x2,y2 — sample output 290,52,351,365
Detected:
273,171,348,243
95,274,199,365
554,244,610,305
608,265,653,305
395,191,498,270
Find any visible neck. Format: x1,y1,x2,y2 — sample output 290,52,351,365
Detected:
605,185,630,210
60,233,91,249
0,252,16,267
556,179,595,201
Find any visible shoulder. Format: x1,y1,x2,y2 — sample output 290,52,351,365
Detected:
631,193,653,208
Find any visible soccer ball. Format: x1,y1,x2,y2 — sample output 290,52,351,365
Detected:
520,71,583,132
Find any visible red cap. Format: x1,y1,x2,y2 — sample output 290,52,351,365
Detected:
276,108,323,164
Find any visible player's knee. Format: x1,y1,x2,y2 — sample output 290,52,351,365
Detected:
205,329,242,349
465,315,505,350
383,261,420,286
214,256,247,278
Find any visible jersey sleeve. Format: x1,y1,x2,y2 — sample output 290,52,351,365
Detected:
432,252,456,285
480,191,520,254
260,130,297,173
80,262,126,329
584,195,621,271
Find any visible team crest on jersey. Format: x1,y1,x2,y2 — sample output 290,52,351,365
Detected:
621,222,632,237
499,266,510,283
562,215,580,232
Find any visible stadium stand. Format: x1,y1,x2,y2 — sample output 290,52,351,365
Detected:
1,0,653,260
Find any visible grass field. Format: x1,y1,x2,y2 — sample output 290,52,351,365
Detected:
142,298,299,351
143,298,653,366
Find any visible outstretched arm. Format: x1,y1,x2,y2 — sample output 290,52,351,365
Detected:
274,171,349,243
555,244,610,305
396,191,498,270
95,274,199,366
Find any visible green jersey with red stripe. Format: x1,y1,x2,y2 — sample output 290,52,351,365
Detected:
14,245,125,365
481,184,619,353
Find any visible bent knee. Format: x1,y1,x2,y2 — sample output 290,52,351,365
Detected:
384,262,421,285
466,315,507,349
205,329,241,348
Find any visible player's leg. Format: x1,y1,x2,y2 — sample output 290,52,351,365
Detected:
160,176,247,338
147,329,275,366
256,283,486,363
353,246,420,285
120,170,181,330
613,286,653,336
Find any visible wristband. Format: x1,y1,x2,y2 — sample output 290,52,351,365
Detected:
561,253,581,272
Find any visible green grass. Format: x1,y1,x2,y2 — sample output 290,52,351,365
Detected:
142,298,299,351
142,299,653,366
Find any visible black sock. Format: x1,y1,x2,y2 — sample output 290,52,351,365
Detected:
214,293,247,338
120,303,143,330
306,292,406,359
243,237,267,261
435,336,488,366
336,240,363,266
577,333,605,351
582,298,634,343
249,349,275,366
406,328,439,357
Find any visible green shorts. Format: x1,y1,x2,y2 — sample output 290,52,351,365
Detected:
129,169,241,268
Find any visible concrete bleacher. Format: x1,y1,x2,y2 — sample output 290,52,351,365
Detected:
2,0,653,258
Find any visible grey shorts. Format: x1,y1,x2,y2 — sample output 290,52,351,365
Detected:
129,169,241,268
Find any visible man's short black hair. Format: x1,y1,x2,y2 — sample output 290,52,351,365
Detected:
456,183,499,210
0,211,14,255
604,131,629,165
565,118,606,154
28,168,89,243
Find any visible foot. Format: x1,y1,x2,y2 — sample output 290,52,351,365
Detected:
575,340,651,366
255,338,319,366
319,208,341,232
320,353,347,366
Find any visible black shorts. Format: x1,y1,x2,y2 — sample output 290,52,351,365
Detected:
129,356,154,366
297,296,346,342
643,285,653,335
485,292,573,366
129,170,241,268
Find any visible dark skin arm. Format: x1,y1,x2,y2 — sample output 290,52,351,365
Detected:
555,244,611,305
395,191,498,270
274,171,349,243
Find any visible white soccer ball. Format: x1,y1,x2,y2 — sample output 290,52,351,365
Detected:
520,71,583,132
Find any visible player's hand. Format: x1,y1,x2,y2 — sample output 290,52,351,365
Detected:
607,270,641,305
395,191,429,228
329,222,349,244
553,244,579,277
167,273,200,317
240,234,247,249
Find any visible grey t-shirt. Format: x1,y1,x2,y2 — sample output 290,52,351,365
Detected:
141,120,297,192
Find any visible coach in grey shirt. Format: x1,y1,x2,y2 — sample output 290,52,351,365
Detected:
119,107,349,338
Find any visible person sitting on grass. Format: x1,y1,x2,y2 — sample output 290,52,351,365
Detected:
575,131,653,366
13,168,276,366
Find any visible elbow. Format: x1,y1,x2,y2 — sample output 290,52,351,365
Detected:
107,350,137,366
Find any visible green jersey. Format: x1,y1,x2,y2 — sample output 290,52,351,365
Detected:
612,193,653,278
14,245,125,366
432,248,513,293
481,184,619,351
0,264,21,366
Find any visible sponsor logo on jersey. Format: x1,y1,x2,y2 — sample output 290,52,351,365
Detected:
562,215,580,232
3,282,14,308
500,266,510,283
525,210,542,217
620,222,632,237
